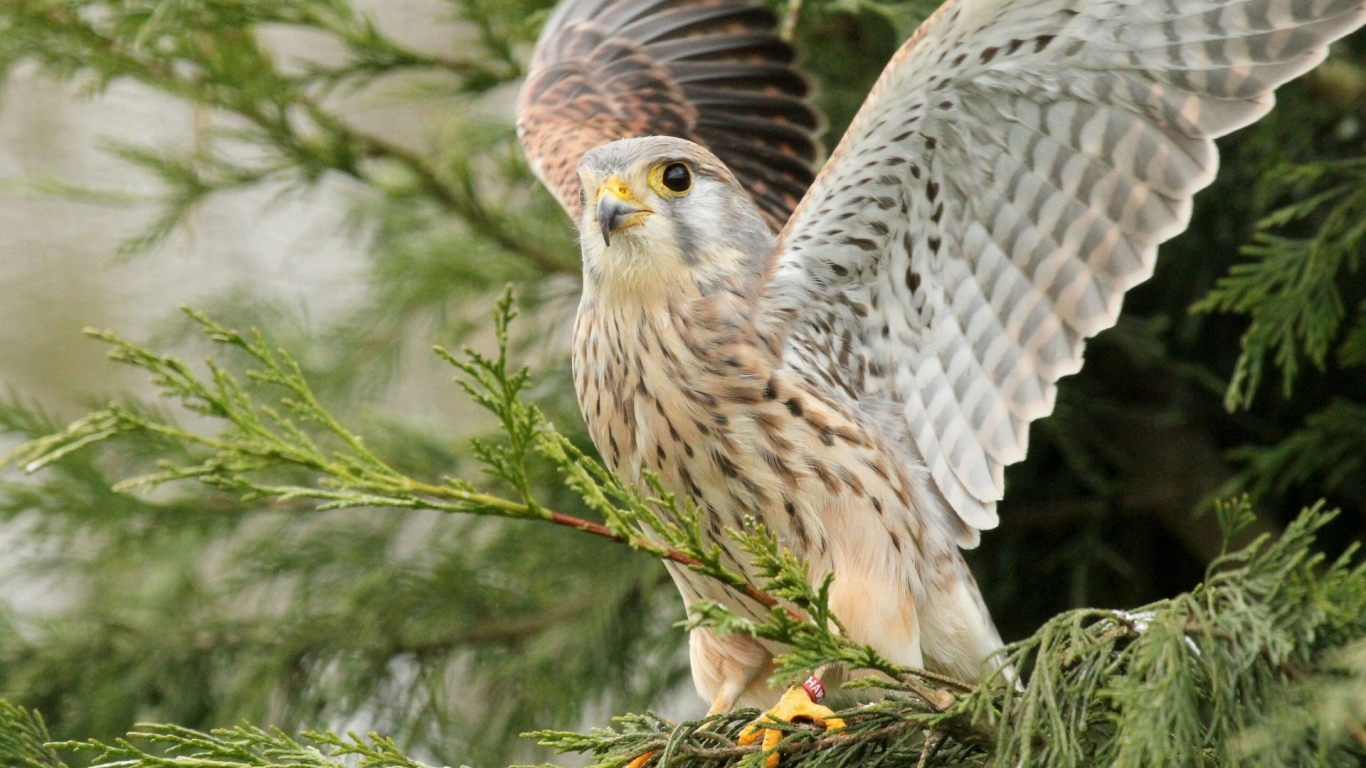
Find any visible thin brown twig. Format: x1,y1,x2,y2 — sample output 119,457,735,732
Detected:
900,678,957,713
404,474,985,737
917,731,942,768
899,669,975,694
1346,723,1366,751
545,509,794,617
394,481,979,720
380,476,800,620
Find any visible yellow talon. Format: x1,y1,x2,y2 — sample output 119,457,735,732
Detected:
738,687,846,768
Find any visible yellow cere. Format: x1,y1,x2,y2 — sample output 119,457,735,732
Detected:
597,176,645,207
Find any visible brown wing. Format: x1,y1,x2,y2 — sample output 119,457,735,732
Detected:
517,0,822,232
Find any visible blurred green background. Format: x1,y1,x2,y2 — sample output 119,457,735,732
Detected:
1,1,1365,766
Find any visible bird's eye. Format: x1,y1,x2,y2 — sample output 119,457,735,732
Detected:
661,163,692,193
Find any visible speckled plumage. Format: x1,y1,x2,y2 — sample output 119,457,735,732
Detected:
520,0,1366,713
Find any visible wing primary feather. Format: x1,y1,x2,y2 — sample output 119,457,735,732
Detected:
684,87,820,128
518,0,822,230
647,34,797,65
619,5,780,45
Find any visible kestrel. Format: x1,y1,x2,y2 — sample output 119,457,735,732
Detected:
518,0,1366,729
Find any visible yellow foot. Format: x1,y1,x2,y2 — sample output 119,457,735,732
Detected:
738,687,846,768
625,750,657,768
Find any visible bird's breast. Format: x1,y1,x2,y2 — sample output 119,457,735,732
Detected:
572,297,930,586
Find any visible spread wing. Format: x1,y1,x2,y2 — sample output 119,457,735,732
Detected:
763,0,1366,539
517,0,823,232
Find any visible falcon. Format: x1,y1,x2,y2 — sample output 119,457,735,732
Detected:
517,0,1366,739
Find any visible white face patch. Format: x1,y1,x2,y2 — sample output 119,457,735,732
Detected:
580,181,695,302
575,137,776,302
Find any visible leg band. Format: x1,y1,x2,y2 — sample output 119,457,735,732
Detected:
801,675,825,704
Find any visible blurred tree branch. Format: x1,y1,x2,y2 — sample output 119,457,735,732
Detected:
0,292,981,735
0,0,578,273
6,500,1366,768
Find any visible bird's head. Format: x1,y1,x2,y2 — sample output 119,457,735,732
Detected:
576,137,773,301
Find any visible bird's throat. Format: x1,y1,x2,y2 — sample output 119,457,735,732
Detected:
582,241,700,309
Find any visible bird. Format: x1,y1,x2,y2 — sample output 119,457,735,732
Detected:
517,0,1366,746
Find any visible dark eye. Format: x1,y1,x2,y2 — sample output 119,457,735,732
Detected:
662,163,692,193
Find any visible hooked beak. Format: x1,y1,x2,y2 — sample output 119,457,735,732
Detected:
596,177,649,246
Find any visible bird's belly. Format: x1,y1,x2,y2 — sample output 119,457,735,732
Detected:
576,342,931,597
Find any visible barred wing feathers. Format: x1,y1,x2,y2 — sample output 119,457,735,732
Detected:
763,0,1366,538
518,0,823,232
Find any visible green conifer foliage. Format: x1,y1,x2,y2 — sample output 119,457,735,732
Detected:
1,1,1365,766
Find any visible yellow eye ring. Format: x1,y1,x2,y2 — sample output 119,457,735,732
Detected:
649,162,693,197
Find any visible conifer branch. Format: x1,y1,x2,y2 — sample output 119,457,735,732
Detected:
9,497,1363,768
0,702,66,768
0,0,577,274
51,724,437,768
1221,398,1366,506
0,295,767,613
0,289,973,762
1194,156,1366,410
0,290,968,737
10,292,1366,767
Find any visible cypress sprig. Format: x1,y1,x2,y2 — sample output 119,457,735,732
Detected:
0,702,64,768
7,295,1365,767
0,292,987,758
50,724,440,768
1194,156,1366,411
0,291,950,688
9,498,1362,768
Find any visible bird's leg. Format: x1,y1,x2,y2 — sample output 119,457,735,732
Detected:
707,675,751,715
738,672,845,768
